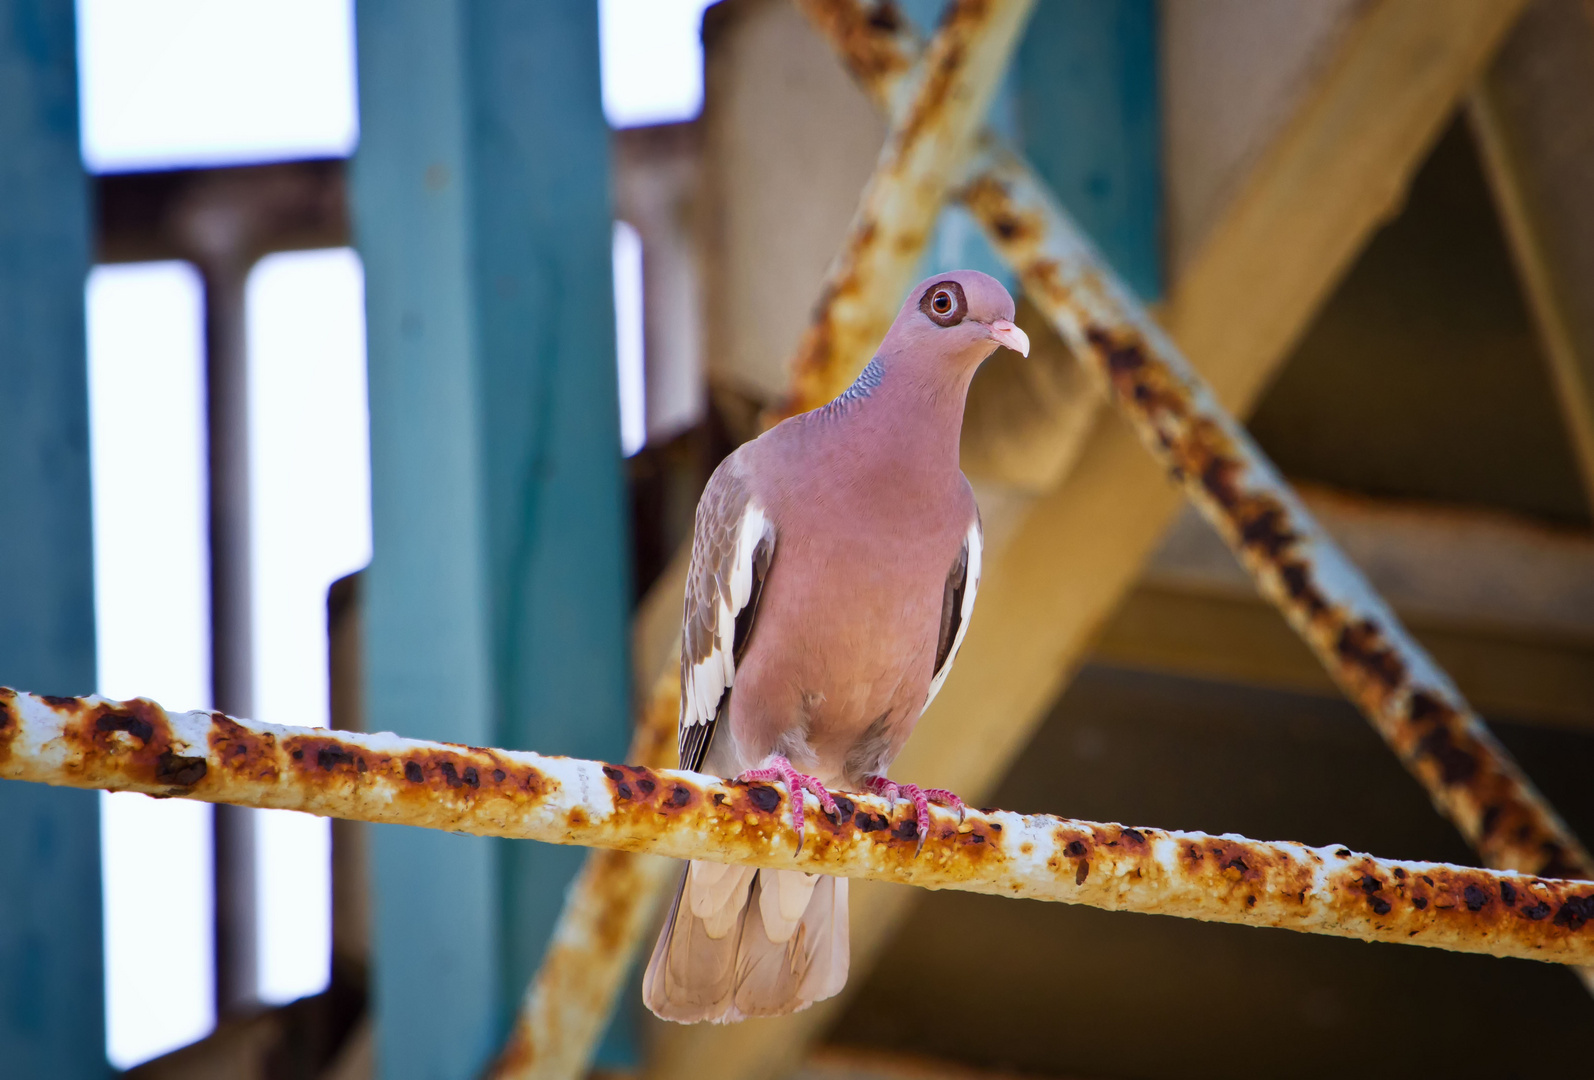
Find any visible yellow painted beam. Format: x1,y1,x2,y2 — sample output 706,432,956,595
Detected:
1469,0,1594,513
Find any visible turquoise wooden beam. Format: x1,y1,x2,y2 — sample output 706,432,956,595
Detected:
352,3,632,1077
0,1,106,1076
1017,0,1163,301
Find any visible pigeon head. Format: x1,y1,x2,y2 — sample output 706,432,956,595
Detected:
882,269,1030,371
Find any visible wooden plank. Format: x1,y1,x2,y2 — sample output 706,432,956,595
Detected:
1163,0,1529,410
1145,484,1594,645
1469,0,1594,512
1115,487,1594,728
352,4,632,1078
0,1,106,1075
645,4,1527,1077
464,15,633,1053
1160,0,1369,278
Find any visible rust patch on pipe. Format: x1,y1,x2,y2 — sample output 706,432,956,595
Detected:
485,832,681,1080
801,787,1004,880
603,762,699,817
492,1031,538,1080
1036,819,1594,958
587,849,643,954
890,29,970,153
54,697,208,793
284,734,369,780
209,712,282,786
280,733,552,815
798,0,916,104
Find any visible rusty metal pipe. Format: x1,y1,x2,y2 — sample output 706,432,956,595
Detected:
803,0,1593,892
3,687,1593,967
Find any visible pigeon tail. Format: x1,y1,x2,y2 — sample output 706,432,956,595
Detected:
643,861,849,1023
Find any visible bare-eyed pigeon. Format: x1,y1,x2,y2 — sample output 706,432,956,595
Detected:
643,270,1030,1024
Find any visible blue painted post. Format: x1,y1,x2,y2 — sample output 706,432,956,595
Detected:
352,3,632,1077
0,1,107,1076
1017,0,1163,301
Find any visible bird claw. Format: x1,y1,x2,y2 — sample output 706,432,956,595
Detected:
865,776,967,855
923,787,967,824
736,755,838,853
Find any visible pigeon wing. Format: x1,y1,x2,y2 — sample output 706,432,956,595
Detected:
679,460,776,773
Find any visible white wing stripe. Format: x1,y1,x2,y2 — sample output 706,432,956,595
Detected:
682,502,769,734
962,521,982,625
728,506,767,611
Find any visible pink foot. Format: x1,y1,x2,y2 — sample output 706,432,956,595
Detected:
865,776,966,853
737,755,839,852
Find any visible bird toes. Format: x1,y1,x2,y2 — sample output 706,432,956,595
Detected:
864,775,901,803
865,777,970,852
924,786,967,823
736,755,840,854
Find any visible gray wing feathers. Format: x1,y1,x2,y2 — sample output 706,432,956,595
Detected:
678,461,775,773
744,871,849,1010
643,863,849,1024
642,862,756,1022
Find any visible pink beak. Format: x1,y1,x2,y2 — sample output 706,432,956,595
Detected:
987,318,1031,357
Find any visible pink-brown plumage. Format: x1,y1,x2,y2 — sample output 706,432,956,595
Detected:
644,270,1027,1024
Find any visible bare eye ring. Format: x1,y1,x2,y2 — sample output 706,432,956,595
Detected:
918,279,967,326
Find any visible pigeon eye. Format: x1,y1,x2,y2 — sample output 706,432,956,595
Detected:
918,279,966,326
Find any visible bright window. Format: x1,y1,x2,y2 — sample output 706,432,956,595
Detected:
614,220,647,456
76,0,358,172
599,0,719,127
246,248,372,1003
86,262,216,1070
